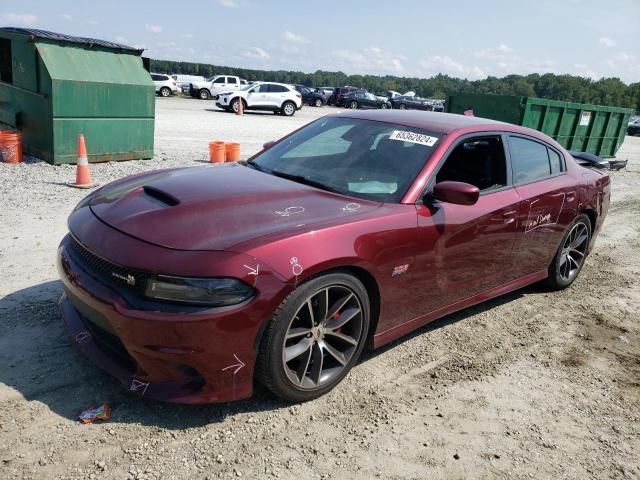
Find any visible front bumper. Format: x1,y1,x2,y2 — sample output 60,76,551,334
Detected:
57,231,289,404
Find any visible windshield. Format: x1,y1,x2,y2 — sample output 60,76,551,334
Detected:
250,117,440,203
241,84,253,91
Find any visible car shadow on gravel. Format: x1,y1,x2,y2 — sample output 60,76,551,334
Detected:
359,284,540,362
204,109,280,116
0,280,292,430
0,279,542,430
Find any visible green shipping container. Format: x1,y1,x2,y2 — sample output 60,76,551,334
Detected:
0,28,154,164
446,93,633,158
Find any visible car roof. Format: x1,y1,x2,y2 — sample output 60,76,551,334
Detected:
332,110,564,148
334,110,515,133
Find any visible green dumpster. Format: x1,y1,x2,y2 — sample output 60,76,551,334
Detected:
0,28,154,164
446,93,633,157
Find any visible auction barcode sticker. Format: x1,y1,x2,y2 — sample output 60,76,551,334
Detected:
389,130,439,147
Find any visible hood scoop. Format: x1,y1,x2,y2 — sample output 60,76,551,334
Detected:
142,185,180,207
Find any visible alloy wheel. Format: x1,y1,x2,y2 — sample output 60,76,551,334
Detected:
282,285,364,390
559,222,588,281
314,98,322,107
283,102,295,116
349,101,358,109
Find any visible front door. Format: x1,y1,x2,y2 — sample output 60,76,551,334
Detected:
409,135,521,322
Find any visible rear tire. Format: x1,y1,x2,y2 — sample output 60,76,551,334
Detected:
349,101,358,109
256,272,370,402
199,89,210,100
398,103,406,110
159,87,171,97
545,214,591,290
314,98,323,107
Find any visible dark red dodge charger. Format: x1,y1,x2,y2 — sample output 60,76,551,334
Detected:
58,111,610,403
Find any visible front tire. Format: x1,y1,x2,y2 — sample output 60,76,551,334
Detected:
282,101,296,116
314,98,323,107
256,273,370,402
231,97,244,113
159,87,171,97
545,214,591,290
349,101,358,109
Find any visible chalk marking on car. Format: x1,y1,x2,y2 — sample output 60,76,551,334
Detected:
243,264,260,276
342,203,361,212
222,354,245,375
290,257,303,276
130,379,150,396
275,206,305,217
525,194,566,233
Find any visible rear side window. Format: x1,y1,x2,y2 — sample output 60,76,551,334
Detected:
270,84,288,93
509,136,556,184
548,149,564,174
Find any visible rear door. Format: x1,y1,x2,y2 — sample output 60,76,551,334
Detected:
266,84,289,108
507,135,578,277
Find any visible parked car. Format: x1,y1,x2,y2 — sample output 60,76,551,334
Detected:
628,118,640,136
390,95,434,111
342,91,390,109
189,75,248,100
216,82,302,116
330,86,360,106
150,73,178,97
58,110,610,404
318,86,335,98
171,74,206,93
292,85,327,107
382,90,402,100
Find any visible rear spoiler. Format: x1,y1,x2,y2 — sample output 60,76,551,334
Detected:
569,150,627,171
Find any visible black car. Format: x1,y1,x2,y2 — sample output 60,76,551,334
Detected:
628,119,640,136
342,91,390,110
331,86,360,106
292,85,327,107
390,95,434,111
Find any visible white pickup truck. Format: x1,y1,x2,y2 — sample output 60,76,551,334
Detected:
188,75,248,100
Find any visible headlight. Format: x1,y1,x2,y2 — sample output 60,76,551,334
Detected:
145,276,254,307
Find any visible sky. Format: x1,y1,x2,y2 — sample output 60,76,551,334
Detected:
1,0,638,83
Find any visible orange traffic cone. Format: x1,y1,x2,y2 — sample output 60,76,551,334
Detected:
69,134,96,189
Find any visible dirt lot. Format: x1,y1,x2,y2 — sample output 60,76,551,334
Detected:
1,98,639,480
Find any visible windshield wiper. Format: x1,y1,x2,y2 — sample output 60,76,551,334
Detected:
270,169,340,193
244,159,269,172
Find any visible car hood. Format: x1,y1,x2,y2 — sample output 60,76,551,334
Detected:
88,164,381,251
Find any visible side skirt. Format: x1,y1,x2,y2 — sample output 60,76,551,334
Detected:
373,270,548,349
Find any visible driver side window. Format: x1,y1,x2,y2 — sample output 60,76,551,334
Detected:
436,136,508,192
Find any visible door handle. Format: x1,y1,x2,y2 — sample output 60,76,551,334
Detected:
491,210,517,224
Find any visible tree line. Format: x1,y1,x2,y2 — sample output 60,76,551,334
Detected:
150,58,639,112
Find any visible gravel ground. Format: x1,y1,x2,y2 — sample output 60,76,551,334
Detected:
0,98,639,480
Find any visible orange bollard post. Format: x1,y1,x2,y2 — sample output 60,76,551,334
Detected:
209,141,226,163
236,96,244,116
225,143,240,162
69,134,96,188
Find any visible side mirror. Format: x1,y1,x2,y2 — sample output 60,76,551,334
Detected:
263,141,276,150
431,181,479,206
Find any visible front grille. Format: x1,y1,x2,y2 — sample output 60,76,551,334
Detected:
69,236,148,294
84,316,137,371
